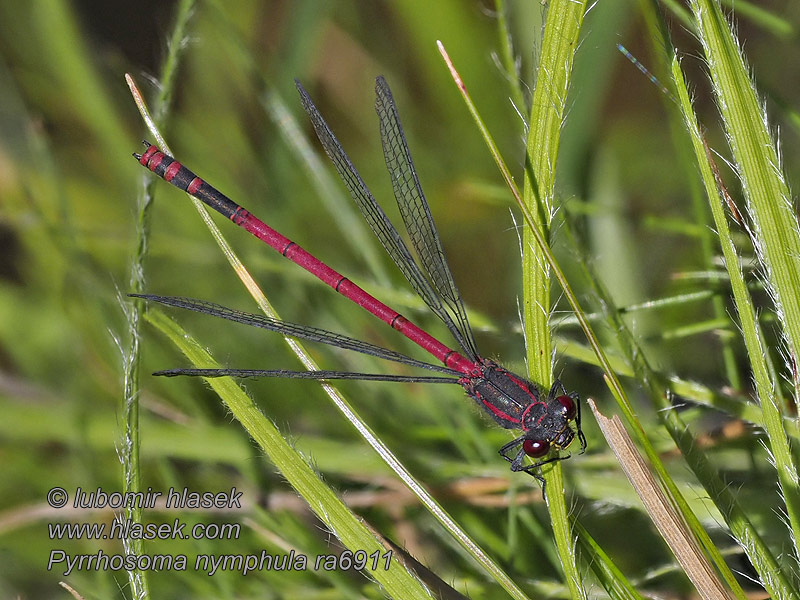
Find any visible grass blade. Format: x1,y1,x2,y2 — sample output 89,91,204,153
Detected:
144,308,435,600
520,4,589,594
573,519,644,600
122,3,195,597
691,0,800,403
672,51,800,600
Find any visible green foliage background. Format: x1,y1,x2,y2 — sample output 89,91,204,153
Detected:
1,0,799,598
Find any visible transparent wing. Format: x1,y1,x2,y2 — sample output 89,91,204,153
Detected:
154,368,459,383
375,76,478,359
133,294,461,376
295,81,478,361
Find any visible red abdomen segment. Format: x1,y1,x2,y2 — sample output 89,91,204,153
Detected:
460,359,546,430
137,144,475,375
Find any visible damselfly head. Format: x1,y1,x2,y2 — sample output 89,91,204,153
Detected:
521,410,576,460
518,389,580,462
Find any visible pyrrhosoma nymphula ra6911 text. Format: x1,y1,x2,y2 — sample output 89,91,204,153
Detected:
132,76,586,483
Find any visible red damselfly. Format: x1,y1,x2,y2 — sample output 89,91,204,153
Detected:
132,76,585,483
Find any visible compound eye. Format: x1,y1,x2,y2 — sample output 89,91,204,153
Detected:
523,439,550,458
556,395,577,420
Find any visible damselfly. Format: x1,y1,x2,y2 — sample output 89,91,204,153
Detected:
132,77,586,483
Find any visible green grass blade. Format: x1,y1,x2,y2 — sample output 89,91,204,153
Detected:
522,0,587,387
573,520,644,600
691,0,800,402
672,53,800,600
122,3,195,597
144,308,434,600
522,2,585,595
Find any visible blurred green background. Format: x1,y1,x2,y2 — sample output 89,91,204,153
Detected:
1,0,798,598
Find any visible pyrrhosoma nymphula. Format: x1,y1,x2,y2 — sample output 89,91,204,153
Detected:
132,76,585,483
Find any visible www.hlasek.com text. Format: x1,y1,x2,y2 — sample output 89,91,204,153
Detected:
49,518,239,541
